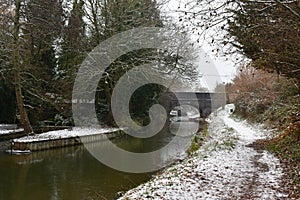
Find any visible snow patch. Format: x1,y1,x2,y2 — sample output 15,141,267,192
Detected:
0,128,24,135
13,127,120,143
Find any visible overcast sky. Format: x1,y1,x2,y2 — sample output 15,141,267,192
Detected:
162,0,238,90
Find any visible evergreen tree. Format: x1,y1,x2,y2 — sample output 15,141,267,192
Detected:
0,1,16,124
94,0,164,125
22,0,65,124
227,1,300,80
56,0,89,122
0,0,65,128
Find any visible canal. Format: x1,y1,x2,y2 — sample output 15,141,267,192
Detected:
0,122,198,200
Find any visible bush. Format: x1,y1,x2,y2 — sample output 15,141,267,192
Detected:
227,65,300,130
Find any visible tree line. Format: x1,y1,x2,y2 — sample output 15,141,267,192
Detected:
1,0,299,133
0,0,198,132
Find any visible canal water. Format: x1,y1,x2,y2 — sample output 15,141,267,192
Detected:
0,122,198,200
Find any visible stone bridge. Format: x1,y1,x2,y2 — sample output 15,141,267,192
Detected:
160,92,228,118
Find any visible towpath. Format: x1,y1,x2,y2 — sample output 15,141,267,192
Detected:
120,106,293,199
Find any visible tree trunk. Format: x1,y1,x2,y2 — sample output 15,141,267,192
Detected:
13,0,33,134
103,83,115,126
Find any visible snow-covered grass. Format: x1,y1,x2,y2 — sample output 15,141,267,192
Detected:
119,104,289,199
13,127,120,143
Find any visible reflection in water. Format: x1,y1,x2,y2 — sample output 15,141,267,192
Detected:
84,132,193,173
0,123,198,199
0,146,152,200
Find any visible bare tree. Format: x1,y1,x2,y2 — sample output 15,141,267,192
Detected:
175,0,300,80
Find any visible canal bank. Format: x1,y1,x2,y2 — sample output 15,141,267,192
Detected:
11,127,122,151
0,124,24,142
0,124,70,140
119,105,290,200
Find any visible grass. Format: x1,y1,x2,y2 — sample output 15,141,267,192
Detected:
187,122,239,156
267,135,300,162
220,138,237,149
187,123,209,156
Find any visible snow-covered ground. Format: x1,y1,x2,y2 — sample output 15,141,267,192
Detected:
119,104,290,199
13,127,120,143
0,129,24,135
0,124,24,135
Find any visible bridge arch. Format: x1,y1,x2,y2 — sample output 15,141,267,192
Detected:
160,92,227,118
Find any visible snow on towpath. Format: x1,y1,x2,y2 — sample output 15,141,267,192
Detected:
119,105,291,200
